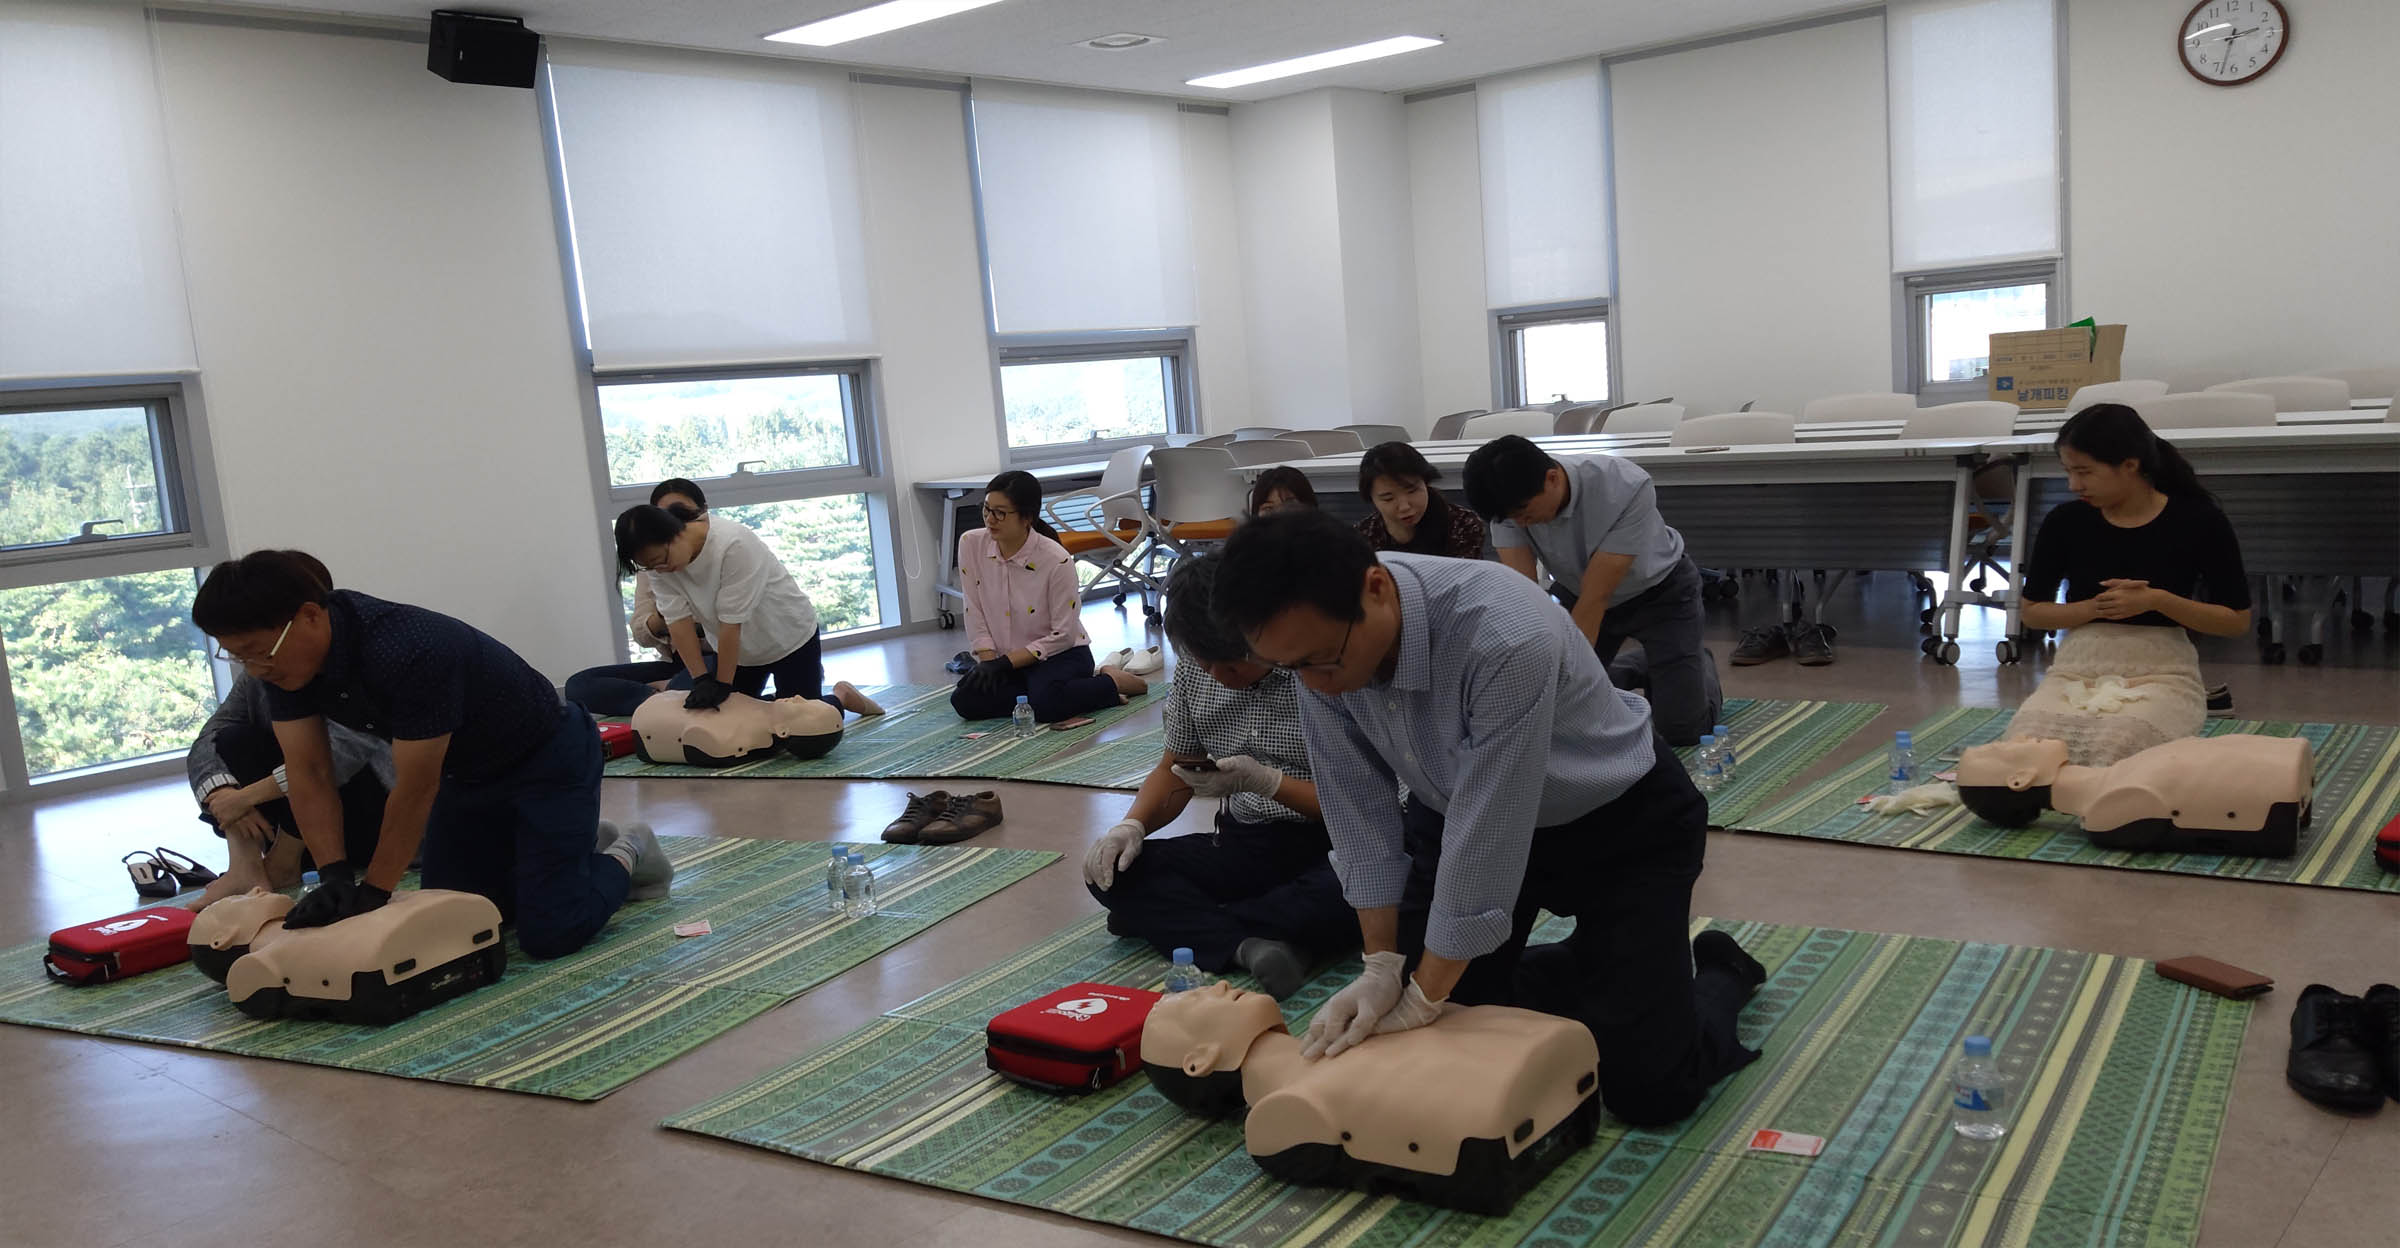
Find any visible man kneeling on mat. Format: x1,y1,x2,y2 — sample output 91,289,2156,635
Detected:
1083,555,1358,998
192,550,672,958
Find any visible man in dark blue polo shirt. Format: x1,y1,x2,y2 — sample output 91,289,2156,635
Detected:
192,550,672,958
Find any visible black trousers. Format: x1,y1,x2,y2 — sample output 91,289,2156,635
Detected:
1396,735,1759,1126
1556,555,1723,747
951,644,1120,724
1086,814,1358,973
202,720,387,868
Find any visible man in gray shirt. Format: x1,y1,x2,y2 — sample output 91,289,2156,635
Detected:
1212,509,1763,1128
1463,435,1723,746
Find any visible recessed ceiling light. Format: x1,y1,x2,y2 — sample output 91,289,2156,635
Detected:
765,0,1007,48
1185,34,1442,90
1076,32,1161,51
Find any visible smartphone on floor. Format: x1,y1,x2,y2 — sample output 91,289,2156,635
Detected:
1050,717,1096,731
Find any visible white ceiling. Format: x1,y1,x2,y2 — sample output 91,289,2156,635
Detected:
218,0,1868,101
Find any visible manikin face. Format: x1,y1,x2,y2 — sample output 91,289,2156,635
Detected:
1140,980,1288,1076
1368,475,1429,536
1505,467,1570,527
1956,738,2070,790
1242,566,1402,697
2057,446,2147,509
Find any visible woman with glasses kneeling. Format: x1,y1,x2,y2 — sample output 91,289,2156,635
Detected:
953,471,1149,722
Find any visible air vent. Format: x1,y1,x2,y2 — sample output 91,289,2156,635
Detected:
1076,32,1161,51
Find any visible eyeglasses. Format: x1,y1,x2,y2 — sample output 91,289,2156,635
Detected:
213,617,294,671
1258,617,1354,674
981,505,1018,520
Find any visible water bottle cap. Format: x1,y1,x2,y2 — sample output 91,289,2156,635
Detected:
1172,947,1194,965
1699,735,1715,745
1963,1034,1992,1057
848,850,866,864
1714,724,1729,734
1016,695,1030,704
1896,730,1913,744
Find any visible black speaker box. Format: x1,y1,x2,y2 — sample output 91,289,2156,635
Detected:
427,10,538,88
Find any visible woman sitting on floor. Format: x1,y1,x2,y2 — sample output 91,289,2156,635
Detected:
1248,466,1318,517
953,471,1148,723
610,497,883,719
567,478,716,716
2012,403,2251,766
1355,441,1487,561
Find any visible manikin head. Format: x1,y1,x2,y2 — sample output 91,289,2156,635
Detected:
1956,738,2071,827
1140,981,1287,1115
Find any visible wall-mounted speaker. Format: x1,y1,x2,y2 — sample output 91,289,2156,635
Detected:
427,10,538,88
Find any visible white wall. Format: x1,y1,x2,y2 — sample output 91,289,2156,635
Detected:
153,19,612,680
1611,15,1893,416
1180,109,1253,433
1231,92,1353,427
1328,89,1424,430
2069,0,2400,379
1406,91,1493,425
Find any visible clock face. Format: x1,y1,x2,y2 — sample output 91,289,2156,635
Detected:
2179,0,2289,86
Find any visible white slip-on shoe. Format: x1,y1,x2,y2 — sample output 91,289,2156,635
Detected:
1123,646,1166,676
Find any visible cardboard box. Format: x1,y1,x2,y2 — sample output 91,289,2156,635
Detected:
1986,324,2126,410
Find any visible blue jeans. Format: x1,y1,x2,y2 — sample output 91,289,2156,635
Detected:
420,703,628,960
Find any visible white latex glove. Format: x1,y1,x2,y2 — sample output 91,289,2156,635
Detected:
1300,950,1408,1060
1373,979,1446,1036
1171,754,1284,801
1083,819,1146,890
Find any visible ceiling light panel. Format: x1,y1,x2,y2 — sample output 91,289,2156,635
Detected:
766,0,1007,48
1186,34,1443,90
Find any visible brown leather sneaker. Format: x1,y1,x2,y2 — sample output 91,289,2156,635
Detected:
918,791,1003,845
881,790,951,844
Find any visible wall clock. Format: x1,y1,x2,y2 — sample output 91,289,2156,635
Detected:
2179,0,2289,86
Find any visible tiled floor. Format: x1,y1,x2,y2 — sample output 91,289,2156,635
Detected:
4,576,2395,1248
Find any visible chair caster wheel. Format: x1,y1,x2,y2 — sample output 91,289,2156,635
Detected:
1143,605,1161,619
1921,636,1938,656
1935,640,1960,666
938,610,957,629
1919,607,1936,625
2259,642,2286,664
2352,610,2375,634
2297,643,2323,666
1112,593,1127,606
1995,639,2019,664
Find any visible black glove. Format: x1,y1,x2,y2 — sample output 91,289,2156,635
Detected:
961,656,1013,694
684,674,733,710
283,861,391,929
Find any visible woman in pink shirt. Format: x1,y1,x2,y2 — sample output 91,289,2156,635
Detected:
954,472,1149,722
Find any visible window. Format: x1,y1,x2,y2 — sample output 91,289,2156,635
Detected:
2,390,199,568
996,335,1194,463
596,363,895,650
1,569,216,779
1905,263,2055,398
1497,303,1613,408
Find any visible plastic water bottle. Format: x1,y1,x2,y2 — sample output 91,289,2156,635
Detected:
825,848,848,910
841,850,878,918
1164,947,1210,993
1888,730,1917,788
1011,695,1038,740
1693,735,1725,794
1950,1035,2007,1140
1713,723,1739,780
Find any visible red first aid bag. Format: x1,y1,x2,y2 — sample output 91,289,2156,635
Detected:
598,722,638,760
986,982,1162,1093
2376,813,2398,874
44,906,197,985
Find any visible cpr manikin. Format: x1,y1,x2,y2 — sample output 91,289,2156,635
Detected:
630,689,843,767
1957,734,2313,857
188,887,506,1025
1139,981,1600,1215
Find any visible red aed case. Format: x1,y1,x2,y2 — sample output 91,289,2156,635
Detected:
44,906,197,985
598,722,638,760
2376,813,2399,874
986,982,1163,1093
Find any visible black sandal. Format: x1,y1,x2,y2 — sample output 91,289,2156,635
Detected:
153,847,219,887
123,851,180,900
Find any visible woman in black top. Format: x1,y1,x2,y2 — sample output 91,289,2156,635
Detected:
2010,404,2250,765
1354,442,1488,561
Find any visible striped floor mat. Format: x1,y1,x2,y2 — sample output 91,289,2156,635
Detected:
603,683,1165,790
666,913,2246,1248
0,836,1054,1100
1681,697,1884,827
1738,708,2400,892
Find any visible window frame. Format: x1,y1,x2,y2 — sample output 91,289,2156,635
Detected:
1899,261,2059,402
0,378,228,801
588,359,902,648
1492,299,1617,409
992,329,1198,468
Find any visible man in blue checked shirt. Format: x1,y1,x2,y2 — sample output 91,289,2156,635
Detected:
1212,509,1764,1127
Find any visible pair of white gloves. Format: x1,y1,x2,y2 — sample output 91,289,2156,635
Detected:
1081,754,1283,889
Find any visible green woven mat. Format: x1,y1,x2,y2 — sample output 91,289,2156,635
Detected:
1677,697,1885,827
1740,707,2400,891
667,913,2246,1247
0,836,1055,1100
603,683,1164,789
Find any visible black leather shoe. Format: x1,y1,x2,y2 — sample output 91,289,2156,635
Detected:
2286,984,2385,1113
2362,983,2400,1103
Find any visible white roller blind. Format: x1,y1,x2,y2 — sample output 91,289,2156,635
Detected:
1477,59,1611,309
0,0,196,380
547,43,873,369
1888,0,2059,271
969,81,1194,335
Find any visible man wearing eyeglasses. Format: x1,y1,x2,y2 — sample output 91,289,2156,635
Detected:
1210,509,1763,1128
191,550,670,957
